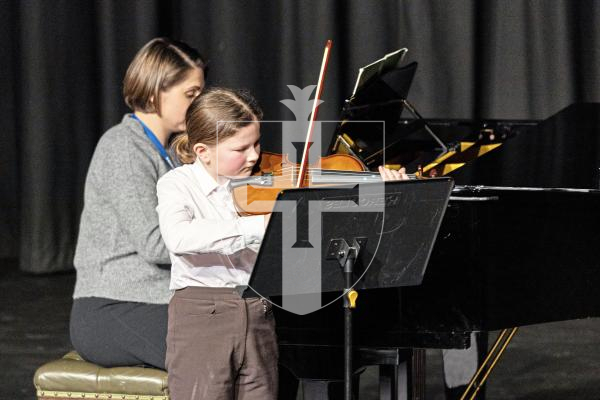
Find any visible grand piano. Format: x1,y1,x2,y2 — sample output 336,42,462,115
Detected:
272,86,600,399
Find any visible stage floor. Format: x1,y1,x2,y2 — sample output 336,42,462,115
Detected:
1,258,599,399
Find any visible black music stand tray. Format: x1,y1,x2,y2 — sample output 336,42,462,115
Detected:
329,61,449,172
241,178,454,400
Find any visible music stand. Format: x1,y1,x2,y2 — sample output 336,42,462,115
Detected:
241,178,454,400
329,61,449,172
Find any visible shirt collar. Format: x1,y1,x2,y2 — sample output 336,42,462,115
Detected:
191,158,231,196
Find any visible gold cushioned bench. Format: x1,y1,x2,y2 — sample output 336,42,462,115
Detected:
34,352,169,400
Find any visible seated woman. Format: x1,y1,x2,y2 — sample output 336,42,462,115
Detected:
69,37,206,369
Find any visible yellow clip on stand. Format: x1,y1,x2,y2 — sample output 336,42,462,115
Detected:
347,289,358,309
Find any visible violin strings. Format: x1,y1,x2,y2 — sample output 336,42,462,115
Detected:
274,166,416,178
267,172,417,182
275,167,397,176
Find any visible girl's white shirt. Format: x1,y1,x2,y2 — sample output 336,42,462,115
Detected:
156,159,266,290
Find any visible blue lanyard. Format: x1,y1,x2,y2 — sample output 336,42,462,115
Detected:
130,114,175,170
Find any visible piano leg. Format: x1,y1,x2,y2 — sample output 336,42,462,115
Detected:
442,332,488,400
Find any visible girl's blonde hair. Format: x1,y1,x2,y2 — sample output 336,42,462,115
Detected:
123,37,206,114
172,87,263,164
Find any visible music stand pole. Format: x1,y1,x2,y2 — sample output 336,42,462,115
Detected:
330,238,361,400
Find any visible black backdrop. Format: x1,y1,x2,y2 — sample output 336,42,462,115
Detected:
3,0,600,273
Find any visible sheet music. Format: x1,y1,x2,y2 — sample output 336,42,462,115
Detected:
351,48,408,96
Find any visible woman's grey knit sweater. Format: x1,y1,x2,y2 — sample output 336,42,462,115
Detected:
73,115,172,304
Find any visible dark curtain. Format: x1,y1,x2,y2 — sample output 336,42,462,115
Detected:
3,0,600,273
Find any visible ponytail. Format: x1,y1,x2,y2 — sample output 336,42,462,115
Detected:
170,133,196,164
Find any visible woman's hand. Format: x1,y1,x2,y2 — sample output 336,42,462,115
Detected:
378,166,409,181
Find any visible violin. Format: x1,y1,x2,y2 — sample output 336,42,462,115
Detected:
232,151,415,214
231,40,415,215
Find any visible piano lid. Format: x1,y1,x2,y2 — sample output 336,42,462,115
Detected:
446,103,600,189
331,100,600,190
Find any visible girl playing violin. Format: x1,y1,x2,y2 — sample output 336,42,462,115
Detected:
156,87,407,399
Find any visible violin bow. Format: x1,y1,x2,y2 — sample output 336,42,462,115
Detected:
296,39,333,188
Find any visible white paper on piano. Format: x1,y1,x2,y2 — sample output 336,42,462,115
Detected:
351,48,408,96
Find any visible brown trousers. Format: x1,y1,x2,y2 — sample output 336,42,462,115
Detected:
166,287,278,400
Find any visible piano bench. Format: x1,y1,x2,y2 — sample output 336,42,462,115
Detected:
358,347,415,365
358,347,426,400
33,351,169,400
